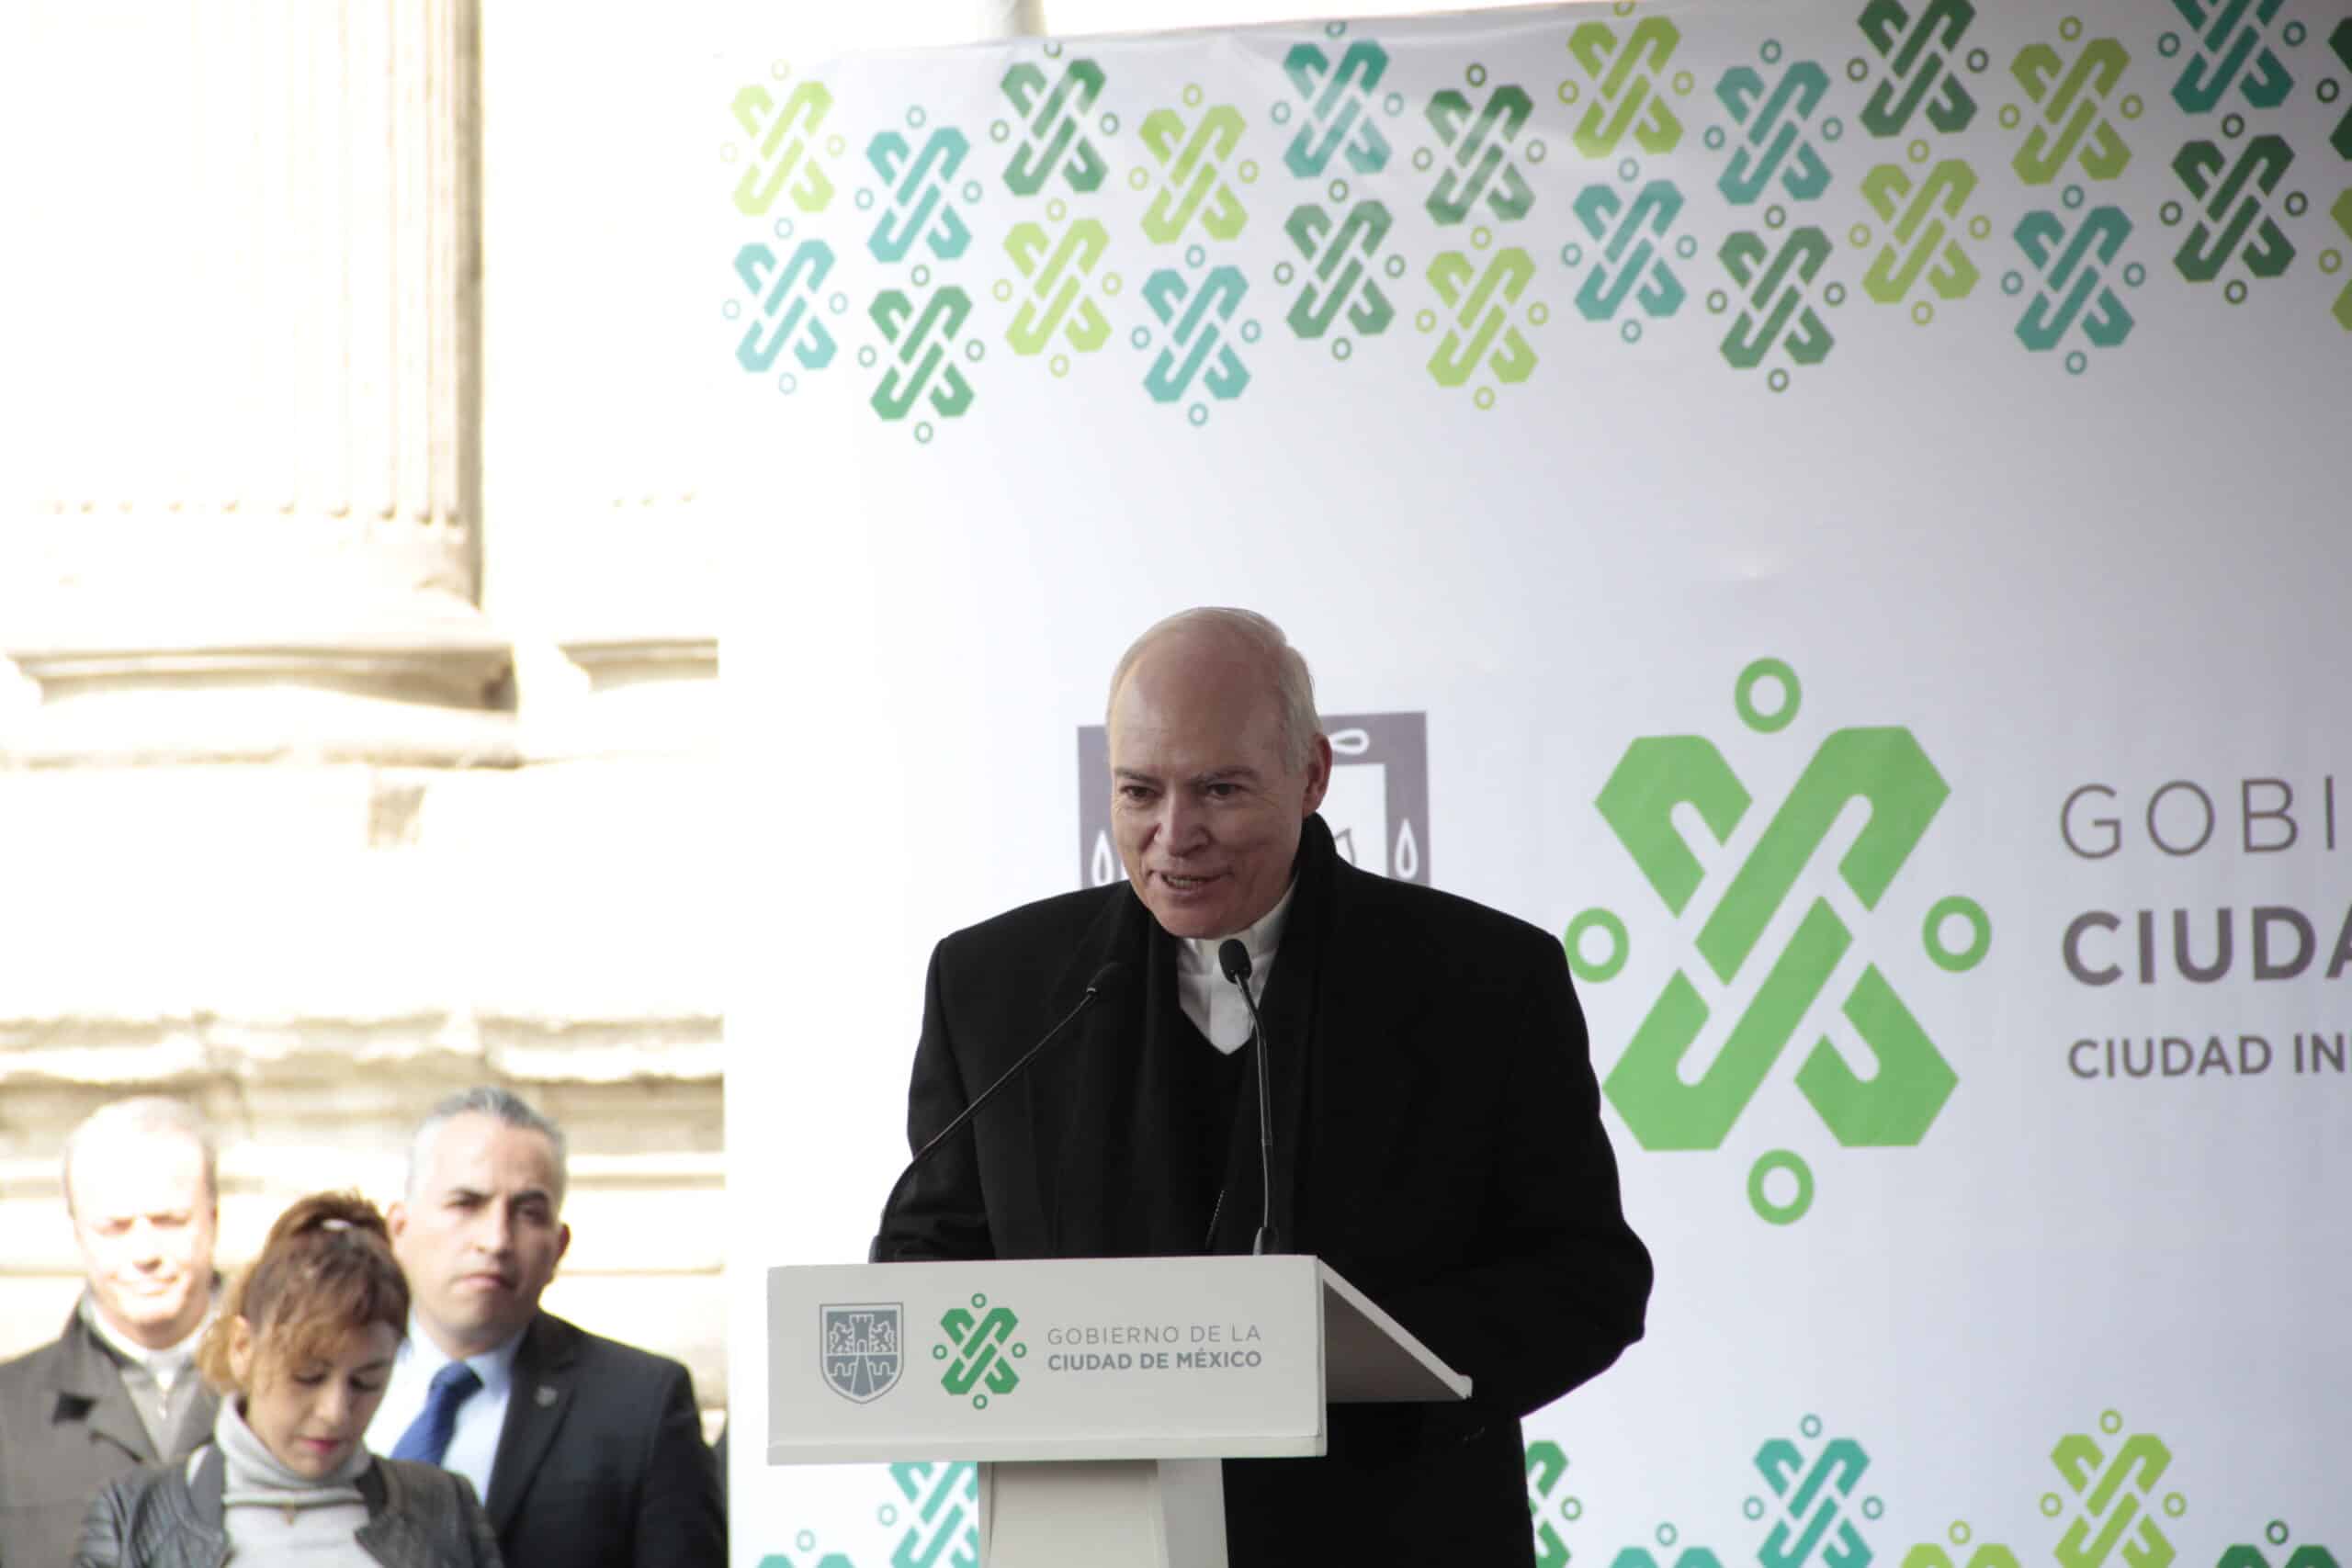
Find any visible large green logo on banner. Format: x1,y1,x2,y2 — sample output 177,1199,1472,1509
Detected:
934,1292,1025,1408
1571,660,1987,1224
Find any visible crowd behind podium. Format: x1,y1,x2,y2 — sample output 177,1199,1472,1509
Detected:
0,1090,725,1568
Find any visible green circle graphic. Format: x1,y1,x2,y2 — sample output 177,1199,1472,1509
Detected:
1736,658,1802,732
1564,909,1629,982
1748,1150,1815,1224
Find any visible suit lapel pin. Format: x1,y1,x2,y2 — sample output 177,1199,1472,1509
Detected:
536,1384,560,1408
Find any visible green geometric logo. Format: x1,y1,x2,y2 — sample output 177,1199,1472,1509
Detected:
2041,1410,2186,1568
1710,44,1837,207
2163,125,2304,299
2332,190,2352,331
1561,15,1692,157
1136,94,1253,244
1712,226,1842,389
1277,31,1395,177
729,73,839,218
1276,195,1402,355
1416,230,1545,404
1750,1415,1883,1568
1854,145,1988,322
860,117,977,265
934,1292,1025,1409
1850,0,1983,137
729,238,844,392
997,51,1109,197
1419,68,1539,225
2004,192,2143,373
860,276,982,442
882,1461,979,1565
998,204,1117,374
1565,166,1695,343
1905,1522,2020,1568
1134,248,1258,425
2220,1521,2338,1568
1527,1439,1583,1568
2004,23,2138,186
2331,19,2352,159
2162,0,2296,116
1575,660,1985,1223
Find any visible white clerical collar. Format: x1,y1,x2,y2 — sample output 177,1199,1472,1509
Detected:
398,1311,526,1398
1173,878,1296,1053
79,1290,209,1390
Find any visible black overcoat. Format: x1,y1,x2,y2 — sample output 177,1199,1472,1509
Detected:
880,813,1653,1567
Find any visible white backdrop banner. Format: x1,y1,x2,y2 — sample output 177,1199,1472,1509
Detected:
716,1,2351,1564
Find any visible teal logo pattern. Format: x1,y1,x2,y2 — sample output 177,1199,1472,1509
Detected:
1135,247,1257,423
879,1462,978,1568
1277,38,1393,176
2005,190,2143,371
1565,167,1695,340
1851,0,1983,137
2165,0,2295,115
718,9,2352,435
862,122,976,264
1572,660,1984,1222
729,238,845,393
1752,1416,1884,1568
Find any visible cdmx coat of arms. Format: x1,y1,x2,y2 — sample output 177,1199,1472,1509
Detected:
820,1303,903,1403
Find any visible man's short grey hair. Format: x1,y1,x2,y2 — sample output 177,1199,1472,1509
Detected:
62,1097,217,1217
1106,607,1322,772
405,1086,571,1212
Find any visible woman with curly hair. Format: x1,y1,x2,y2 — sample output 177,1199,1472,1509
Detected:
75,1190,501,1567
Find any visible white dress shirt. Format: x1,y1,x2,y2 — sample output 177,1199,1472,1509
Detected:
367,1314,524,1503
1172,879,1295,1052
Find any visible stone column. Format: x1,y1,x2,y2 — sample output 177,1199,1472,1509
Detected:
2,0,506,765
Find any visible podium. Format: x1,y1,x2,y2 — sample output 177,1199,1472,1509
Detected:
767,1255,1470,1567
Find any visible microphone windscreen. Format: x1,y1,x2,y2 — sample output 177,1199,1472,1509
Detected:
1217,939,1252,985
1085,960,1132,998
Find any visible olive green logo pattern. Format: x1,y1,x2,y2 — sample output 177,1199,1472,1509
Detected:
1570,659,1988,1224
933,1292,1024,1410
2041,1410,2187,1568
717,6,2351,433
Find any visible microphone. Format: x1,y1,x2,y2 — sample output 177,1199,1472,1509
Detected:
1217,939,1282,1257
869,960,1128,1263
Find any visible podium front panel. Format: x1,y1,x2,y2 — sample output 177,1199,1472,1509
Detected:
767,1256,1327,1463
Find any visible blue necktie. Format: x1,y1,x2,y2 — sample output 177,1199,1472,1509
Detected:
391,1362,483,1466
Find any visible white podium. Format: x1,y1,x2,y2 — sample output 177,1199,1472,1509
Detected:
767,1255,1469,1567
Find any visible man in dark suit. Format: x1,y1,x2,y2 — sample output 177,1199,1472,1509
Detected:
370,1087,723,1568
0,1097,223,1567
878,607,1654,1568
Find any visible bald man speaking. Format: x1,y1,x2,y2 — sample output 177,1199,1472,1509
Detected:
876,608,1651,1567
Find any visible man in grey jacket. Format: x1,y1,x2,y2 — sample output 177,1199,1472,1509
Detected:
0,1097,223,1566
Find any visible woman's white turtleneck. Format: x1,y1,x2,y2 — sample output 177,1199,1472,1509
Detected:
213,1396,377,1563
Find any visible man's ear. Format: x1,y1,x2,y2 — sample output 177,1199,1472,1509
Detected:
386,1201,408,1246
552,1223,572,1277
1300,732,1334,816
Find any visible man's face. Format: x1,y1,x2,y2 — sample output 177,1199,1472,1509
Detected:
1109,632,1331,941
389,1114,570,1359
69,1130,217,1351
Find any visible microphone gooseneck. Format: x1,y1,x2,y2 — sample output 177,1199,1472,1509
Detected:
869,960,1129,1262
1217,939,1282,1257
